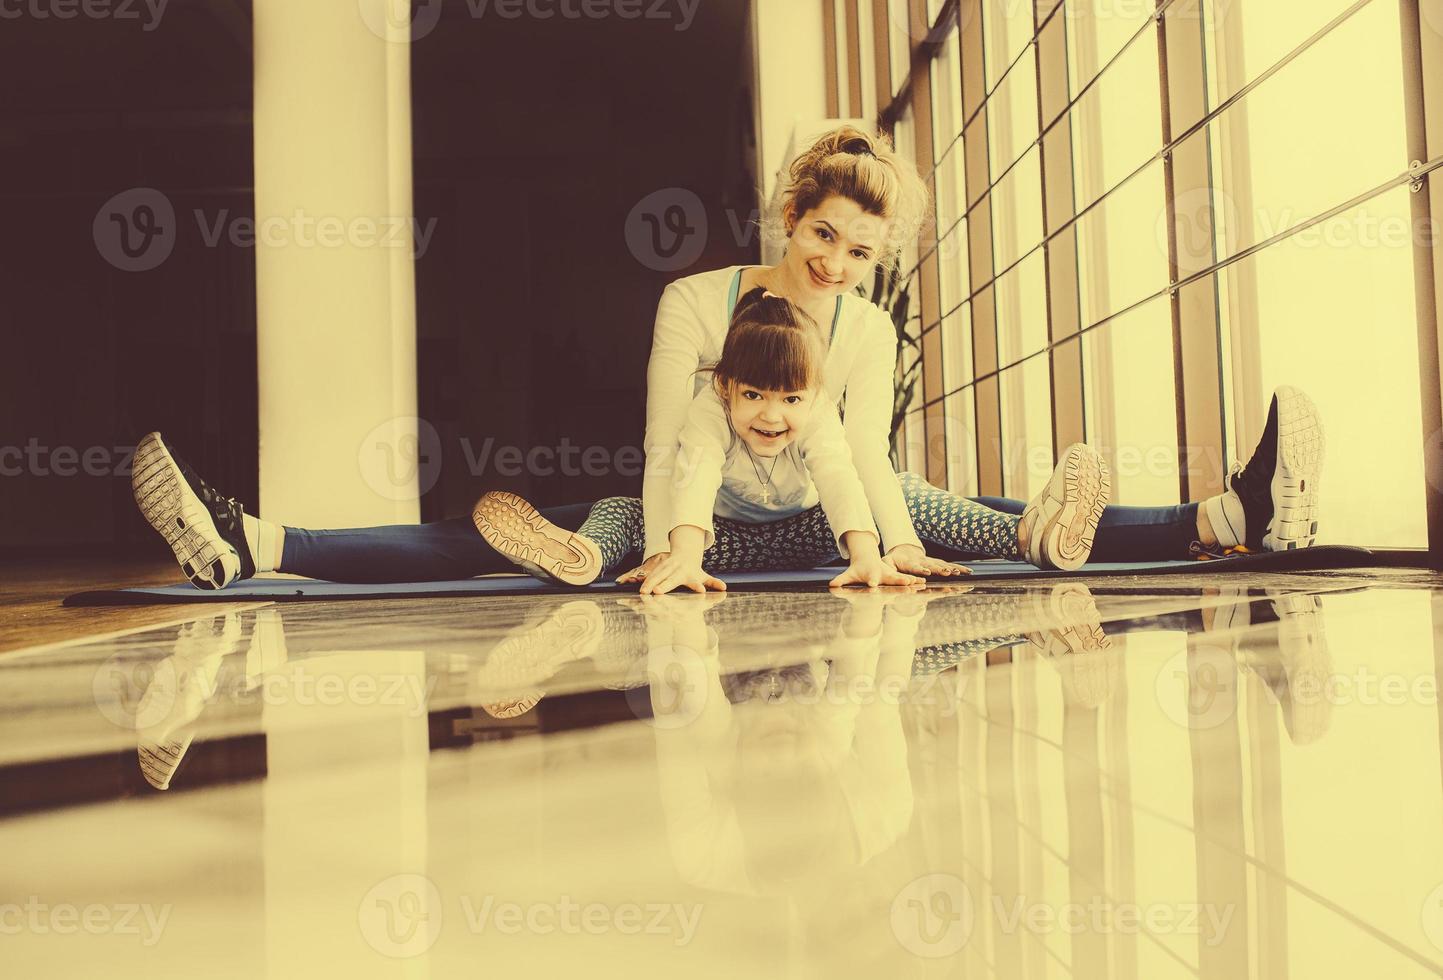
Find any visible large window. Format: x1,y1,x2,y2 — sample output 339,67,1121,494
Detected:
858,0,1438,549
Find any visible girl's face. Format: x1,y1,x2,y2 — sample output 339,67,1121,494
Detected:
783,195,888,299
725,382,817,458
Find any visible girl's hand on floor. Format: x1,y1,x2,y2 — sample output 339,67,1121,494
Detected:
637,553,726,596
886,544,971,578
829,554,926,589
615,552,669,585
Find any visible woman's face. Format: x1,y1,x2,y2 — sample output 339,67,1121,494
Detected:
783,195,888,299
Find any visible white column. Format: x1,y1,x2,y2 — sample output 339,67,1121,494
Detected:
253,0,420,528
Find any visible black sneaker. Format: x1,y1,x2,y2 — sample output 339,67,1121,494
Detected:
132,432,256,590
1215,386,1325,551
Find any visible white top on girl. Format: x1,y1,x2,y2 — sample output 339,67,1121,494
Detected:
670,384,878,558
644,265,923,559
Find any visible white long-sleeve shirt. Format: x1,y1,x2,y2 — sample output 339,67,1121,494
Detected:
642,265,923,559
671,384,878,558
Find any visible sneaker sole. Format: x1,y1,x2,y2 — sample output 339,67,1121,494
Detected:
131,432,241,591
471,491,602,587
1265,385,1325,551
1032,445,1111,571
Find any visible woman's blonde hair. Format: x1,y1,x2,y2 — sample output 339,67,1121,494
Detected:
763,124,931,265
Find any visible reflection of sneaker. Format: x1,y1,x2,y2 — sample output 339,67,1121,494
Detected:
1018,444,1110,571
1025,583,1114,708
472,491,602,586
136,613,244,790
470,600,605,700
132,432,254,590
480,693,543,719
1207,386,1324,552
1023,583,1111,657
1240,593,1333,745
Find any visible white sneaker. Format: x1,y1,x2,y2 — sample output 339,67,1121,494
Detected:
472,491,602,586
1018,444,1111,570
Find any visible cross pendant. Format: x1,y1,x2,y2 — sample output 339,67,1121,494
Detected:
761,487,771,505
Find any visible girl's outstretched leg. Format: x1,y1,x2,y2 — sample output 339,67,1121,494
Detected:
898,471,1024,561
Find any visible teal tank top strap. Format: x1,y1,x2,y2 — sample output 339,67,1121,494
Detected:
727,267,743,318
830,295,841,345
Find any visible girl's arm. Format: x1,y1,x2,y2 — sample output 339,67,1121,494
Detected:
640,389,730,595
643,282,710,560
841,310,925,556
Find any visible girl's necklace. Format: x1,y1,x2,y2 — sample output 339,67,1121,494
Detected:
743,443,784,505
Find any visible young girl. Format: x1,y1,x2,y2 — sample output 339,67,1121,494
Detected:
471,287,1111,594
471,287,920,592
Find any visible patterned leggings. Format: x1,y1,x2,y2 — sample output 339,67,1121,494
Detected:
578,471,1022,575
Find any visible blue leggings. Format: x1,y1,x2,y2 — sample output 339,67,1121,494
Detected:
279,479,1199,583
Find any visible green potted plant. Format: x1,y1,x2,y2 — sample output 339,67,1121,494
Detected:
868,263,921,468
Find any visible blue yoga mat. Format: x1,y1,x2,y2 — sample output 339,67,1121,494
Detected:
62,546,1382,605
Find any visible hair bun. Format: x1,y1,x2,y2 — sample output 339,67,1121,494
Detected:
839,135,876,158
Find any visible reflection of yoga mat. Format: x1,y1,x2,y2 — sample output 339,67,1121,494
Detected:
64,546,1387,605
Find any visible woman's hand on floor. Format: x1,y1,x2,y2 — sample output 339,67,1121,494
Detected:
636,553,727,596
886,543,971,578
615,551,669,585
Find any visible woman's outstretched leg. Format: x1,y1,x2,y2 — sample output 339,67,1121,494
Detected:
945,386,1324,563
133,431,597,589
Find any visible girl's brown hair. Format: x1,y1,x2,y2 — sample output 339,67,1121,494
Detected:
708,287,824,395
764,124,931,263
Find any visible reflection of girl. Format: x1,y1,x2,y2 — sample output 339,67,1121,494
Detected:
639,593,916,895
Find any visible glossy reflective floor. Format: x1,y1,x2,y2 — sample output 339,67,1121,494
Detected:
4,566,1443,978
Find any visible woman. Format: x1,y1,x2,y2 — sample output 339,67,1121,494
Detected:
131,126,1321,591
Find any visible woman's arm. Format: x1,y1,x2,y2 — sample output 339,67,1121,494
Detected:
800,406,924,589
841,311,925,555
643,282,710,560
